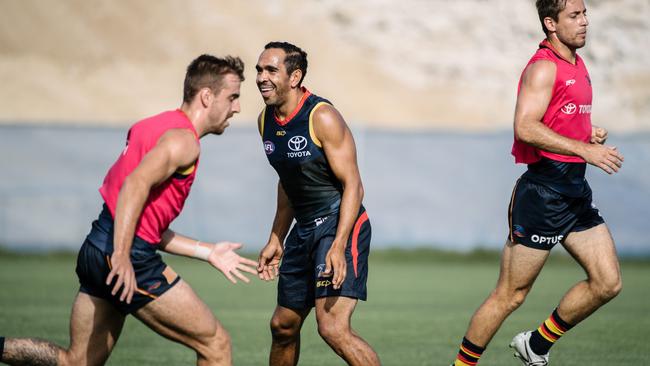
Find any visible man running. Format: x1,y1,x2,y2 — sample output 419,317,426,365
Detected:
451,1,624,365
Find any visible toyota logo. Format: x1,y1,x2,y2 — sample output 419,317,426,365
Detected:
288,136,308,151
561,103,577,115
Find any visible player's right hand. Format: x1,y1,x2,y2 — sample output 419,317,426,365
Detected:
257,241,283,281
106,252,136,304
582,144,624,174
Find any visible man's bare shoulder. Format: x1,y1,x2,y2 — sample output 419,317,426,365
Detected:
312,103,346,131
522,60,556,89
156,128,200,163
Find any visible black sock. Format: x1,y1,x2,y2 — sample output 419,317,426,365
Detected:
529,308,574,355
454,336,485,365
0,336,5,362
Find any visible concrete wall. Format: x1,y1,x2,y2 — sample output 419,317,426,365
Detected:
1,125,648,255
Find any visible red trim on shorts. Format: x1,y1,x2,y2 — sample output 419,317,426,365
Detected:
351,211,369,277
274,88,311,126
136,288,158,300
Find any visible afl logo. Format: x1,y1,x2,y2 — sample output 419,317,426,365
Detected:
561,103,577,115
288,135,308,151
264,140,275,155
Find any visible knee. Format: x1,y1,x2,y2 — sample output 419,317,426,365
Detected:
493,286,529,313
196,327,231,363
270,315,301,344
59,351,81,366
317,320,348,346
504,290,528,313
60,349,93,366
592,275,622,302
62,341,119,366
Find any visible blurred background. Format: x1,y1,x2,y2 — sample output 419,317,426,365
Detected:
1,0,648,255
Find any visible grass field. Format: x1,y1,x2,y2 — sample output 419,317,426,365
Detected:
1,249,648,365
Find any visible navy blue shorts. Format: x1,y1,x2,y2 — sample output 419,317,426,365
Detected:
508,178,604,250
278,208,371,310
75,206,180,314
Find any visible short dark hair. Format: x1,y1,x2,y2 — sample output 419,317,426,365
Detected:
183,54,245,103
264,41,308,86
536,0,568,35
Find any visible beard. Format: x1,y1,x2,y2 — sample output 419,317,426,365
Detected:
557,28,587,50
259,82,290,107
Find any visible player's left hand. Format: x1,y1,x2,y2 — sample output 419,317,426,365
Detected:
322,244,347,290
208,242,258,284
591,126,608,144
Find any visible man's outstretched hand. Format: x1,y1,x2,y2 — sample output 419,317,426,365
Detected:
208,242,258,284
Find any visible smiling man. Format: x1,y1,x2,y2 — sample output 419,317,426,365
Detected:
255,42,380,366
450,1,624,365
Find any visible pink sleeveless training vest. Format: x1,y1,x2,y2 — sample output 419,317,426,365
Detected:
512,39,593,164
99,109,199,244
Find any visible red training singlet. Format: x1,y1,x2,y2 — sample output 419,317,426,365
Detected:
512,39,593,164
99,109,200,244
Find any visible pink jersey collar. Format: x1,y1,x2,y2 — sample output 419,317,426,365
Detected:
175,109,200,140
539,39,581,66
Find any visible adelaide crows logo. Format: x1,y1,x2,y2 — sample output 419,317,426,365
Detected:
513,224,526,238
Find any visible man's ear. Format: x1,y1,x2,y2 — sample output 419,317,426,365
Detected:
290,69,303,89
544,16,557,34
199,88,212,108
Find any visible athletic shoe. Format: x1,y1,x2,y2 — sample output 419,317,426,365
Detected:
509,331,549,366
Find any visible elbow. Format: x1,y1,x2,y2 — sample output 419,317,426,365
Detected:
121,175,138,193
160,229,175,249
341,177,364,202
353,180,364,202
120,174,150,198
514,122,533,144
119,176,134,197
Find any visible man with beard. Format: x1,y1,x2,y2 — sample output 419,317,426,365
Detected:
1,54,257,366
451,1,624,365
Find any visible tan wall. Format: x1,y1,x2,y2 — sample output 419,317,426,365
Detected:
1,0,648,131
